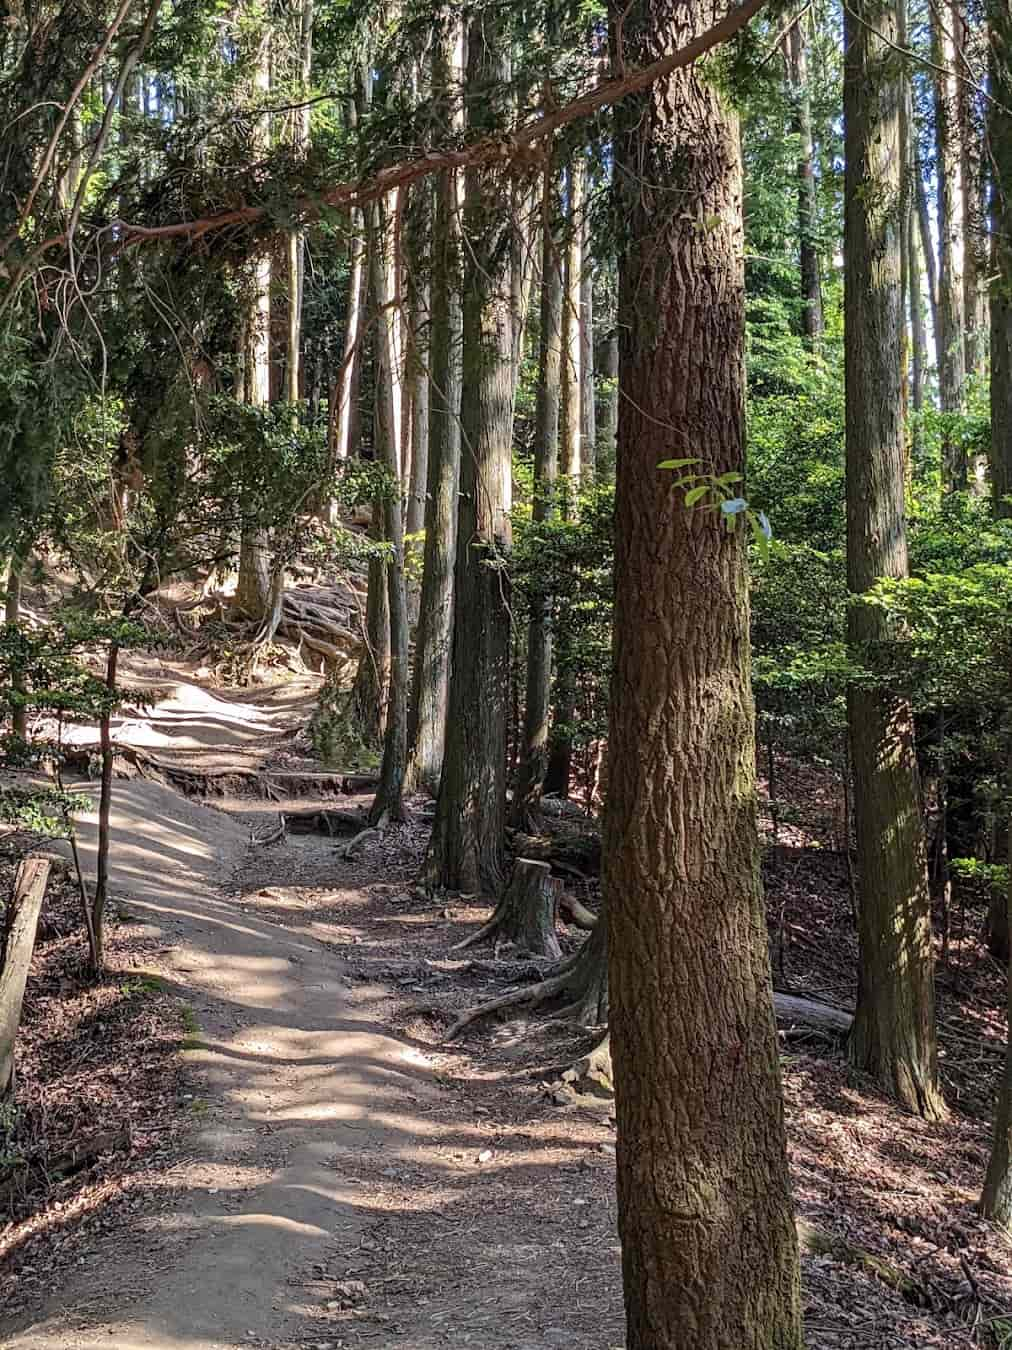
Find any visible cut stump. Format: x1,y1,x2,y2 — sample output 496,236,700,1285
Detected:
455,859,562,960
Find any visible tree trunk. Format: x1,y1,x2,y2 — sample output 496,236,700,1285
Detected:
991,0,1012,519
932,0,968,490
560,157,584,493
456,858,561,959
426,16,513,896
369,195,410,823
909,212,927,415
285,0,313,404
607,0,803,1340
579,211,596,479
91,640,119,973
405,19,464,794
597,325,618,472
844,0,944,1120
4,553,26,740
915,153,941,360
236,34,275,622
785,17,823,349
0,858,50,1100
514,163,563,826
326,92,366,490
350,507,391,746
958,1,986,378
982,798,1012,1226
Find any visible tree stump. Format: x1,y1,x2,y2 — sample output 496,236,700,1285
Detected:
0,858,50,1100
456,859,561,960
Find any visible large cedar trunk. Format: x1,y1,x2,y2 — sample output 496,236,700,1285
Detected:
982,1,1012,1226
426,17,513,895
844,0,944,1120
991,1,1012,519
983,803,1012,1224
405,18,464,793
607,0,803,1341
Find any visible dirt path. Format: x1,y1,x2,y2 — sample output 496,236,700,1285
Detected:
5,681,453,1350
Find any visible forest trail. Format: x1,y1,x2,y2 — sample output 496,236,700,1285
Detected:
7,677,448,1350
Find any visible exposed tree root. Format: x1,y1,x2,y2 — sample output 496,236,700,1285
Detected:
445,918,608,1041
558,892,597,931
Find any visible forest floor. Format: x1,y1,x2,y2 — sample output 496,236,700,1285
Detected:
1,642,1012,1348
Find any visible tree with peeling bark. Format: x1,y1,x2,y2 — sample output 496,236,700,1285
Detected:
844,0,944,1121
605,0,804,1337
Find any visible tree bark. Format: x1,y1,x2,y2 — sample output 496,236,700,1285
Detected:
844,0,944,1120
0,858,50,1101
785,17,823,349
915,152,941,359
991,0,1012,518
285,0,314,404
579,210,596,478
606,0,803,1340
91,640,119,973
236,32,276,623
931,0,968,490
405,17,464,794
957,0,987,377
514,163,563,826
350,506,391,746
560,157,584,493
982,801,1012,1225
369,195,410,823
426,15,514,896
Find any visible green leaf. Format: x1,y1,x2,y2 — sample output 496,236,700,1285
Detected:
684,484,710,507
658,457,701,470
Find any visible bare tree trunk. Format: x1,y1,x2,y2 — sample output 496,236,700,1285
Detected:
236,32,276,624
597,323,618,472
456,858,561,959
909,212,927,415
370,196,410,823
915,152,941,361
991,2,1012,518
327,97,366,483
932,0,968,489
958,1,986,377
4,553,26,740
845,0,944,1119
514,163,563,826
608,0,803,1335
0,858,50,1101
285,0,314,404
91,640,119,974
785,17,824,348
546,155,585,800
579,210,596,479
426,16,514,896
560,157,584,492
406,18,463,794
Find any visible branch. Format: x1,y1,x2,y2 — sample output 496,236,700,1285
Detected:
36,0,769,257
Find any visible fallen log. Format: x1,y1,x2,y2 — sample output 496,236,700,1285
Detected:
773,992,853,1039
796,1219,928,1305
281,807,366,836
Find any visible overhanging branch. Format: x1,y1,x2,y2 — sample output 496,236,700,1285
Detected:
32,0,768,259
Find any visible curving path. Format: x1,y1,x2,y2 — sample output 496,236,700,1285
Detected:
6,683,441,1350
